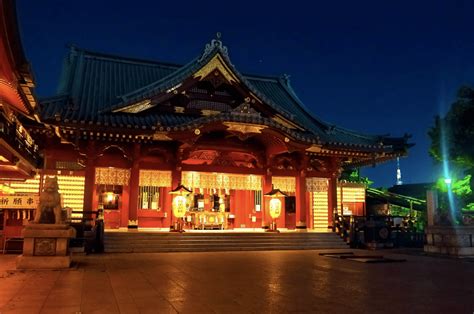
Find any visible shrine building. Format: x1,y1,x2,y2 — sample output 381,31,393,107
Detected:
0,0,42,248
19,37,410,231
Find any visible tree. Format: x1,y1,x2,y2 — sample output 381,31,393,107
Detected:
428,86,474,212
429,86,474,170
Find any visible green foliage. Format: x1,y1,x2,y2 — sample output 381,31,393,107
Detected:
436,174,472,197
428,86,474,169
340,169,373,187
390,204,410,216
429,86,474,214
464,203,474,212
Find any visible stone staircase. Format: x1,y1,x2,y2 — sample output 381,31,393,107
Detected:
104,231,348,253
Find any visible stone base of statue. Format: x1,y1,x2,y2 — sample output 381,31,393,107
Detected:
16,224,76,269
424,226,474,257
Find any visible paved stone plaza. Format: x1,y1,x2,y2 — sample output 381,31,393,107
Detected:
0,249,473,313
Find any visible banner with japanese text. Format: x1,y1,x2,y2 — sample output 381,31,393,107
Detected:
0,194,39,209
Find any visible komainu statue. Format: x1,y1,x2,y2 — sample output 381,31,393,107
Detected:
34,176,63,224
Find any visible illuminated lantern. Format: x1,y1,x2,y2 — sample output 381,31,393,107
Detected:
264,186,288,232
169,183,192,232
269,198,282,219
106,192,114,203
172,195,187,218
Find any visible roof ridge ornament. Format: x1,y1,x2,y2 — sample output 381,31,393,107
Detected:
280,74,291,85
199,32,228,62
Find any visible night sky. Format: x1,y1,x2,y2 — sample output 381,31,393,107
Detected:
16,0,474,188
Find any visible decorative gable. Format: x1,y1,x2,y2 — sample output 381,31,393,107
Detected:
193,53,240,85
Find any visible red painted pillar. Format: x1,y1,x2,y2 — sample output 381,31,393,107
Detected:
128,143,140,228
306,190,312,229
328,177,338,229
295,170,307,229
82,143,96,212
262,170,272,227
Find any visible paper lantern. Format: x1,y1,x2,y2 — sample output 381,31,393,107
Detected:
269,198,282,219
172,195,187,218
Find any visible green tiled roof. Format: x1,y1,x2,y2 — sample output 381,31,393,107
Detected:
39,40,410,151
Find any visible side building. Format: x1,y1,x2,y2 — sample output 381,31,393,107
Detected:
0,0,41,251
27,38,411,231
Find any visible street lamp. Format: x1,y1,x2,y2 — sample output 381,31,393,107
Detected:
169,184,192,233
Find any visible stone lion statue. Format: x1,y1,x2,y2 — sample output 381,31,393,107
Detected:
34,176,63,224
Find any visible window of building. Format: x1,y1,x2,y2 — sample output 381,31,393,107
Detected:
139,186,160,210
138,170,172,211
254,190,262,211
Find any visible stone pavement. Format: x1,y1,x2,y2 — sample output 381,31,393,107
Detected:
0,249,473,313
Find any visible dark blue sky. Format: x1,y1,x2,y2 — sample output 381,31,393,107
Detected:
17,0,474,187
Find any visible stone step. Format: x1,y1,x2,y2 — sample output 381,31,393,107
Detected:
105,238,347,244
104,233,337,238
105,245,348,253
105,242,347,248
103,231,347,253
104,242,346,248
103,238,341,244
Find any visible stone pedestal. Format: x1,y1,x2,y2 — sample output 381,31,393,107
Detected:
16,224,76,269
424,226,474,257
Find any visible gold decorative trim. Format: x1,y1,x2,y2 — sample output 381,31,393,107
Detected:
139,170,172,187
272,115,304,131
152,132,172,141
306,145,322,153
114,99,152,113
95,167,131,186
182,172,262,191
166,83,182,94
273,176,296,193
175,106,185,113
193,54,240,84
223,122,267,134
201,109,220,116
306,178,328,193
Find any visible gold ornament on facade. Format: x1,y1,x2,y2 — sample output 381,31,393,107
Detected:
95,167,131,186
152,132,172,141
139,170,172,187
182,171,262,191
174,106,185,113
305,177,328,193
223,122,266,134
272,115,303,131
306,144,323,153
272,176,296,193
128,220,138,227
201,109,220,116
193,54,240,84
114,99,152,113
